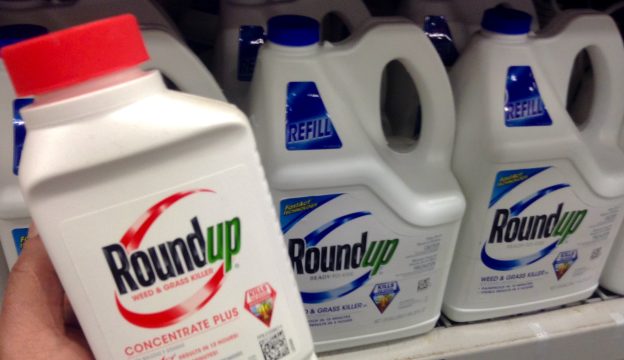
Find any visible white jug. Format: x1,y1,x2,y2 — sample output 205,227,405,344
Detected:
445,7,624,322
249,15,465,351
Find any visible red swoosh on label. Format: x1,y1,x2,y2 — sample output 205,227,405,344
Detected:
116,264,226,328
116,188,224,328
120,189,214,251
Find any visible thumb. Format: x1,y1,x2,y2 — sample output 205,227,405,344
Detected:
0,225,66,334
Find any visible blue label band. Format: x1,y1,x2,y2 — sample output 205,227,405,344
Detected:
13,98,33,176
483,167,576,271
281,194,377,303
489,167,549,207
504,66,552,127
280,194,342,233
304,211,371,247
286,82,342,151
482,238,559,271
238,25,265,82
12,227,28,255
423,15,459,67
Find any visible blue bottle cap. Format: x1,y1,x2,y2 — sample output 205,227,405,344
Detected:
0,24,48,49
267,15,319,47
481,6,532,35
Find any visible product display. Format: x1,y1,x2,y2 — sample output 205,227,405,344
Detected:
2,1,624,359
213,0,371,108
2,15,315,360
250,14,464,351
444,7,624,322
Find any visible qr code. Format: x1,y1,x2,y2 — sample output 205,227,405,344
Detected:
258,327,290,360
418,278,430,291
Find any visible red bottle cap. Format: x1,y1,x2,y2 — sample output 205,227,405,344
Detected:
1,14,149,96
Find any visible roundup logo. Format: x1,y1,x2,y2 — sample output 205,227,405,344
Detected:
289,232,397,277
102,189,241,328
281,194,398,304
482,167,587,271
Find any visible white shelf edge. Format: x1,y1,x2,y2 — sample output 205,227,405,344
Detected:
319,297,624,360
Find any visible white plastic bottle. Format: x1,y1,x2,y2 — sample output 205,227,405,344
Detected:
445,7,624,322
249,15,465,351
2,15,316,360
213,0,371,108
398,0,538,66
0,0,225,100
0,24,47,273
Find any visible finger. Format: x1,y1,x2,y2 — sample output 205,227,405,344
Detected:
64,295,82,328
0,226,95,360
0,225,65,333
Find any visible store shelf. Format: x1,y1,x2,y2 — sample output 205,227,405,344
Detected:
320,290,624,360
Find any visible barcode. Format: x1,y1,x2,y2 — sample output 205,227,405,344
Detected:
258,327,290,360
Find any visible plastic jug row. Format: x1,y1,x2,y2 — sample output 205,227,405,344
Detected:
2,1,624,359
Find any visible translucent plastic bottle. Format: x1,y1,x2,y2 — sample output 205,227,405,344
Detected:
2,15,316,360
445,7,624,322
250,15,465,351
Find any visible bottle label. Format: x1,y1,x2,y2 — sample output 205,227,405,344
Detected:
478,166,623,297
12,227,28,255
280,192,450,339
504,66,552,127
423,15,459,67
238,25,265,82
13,98,33,176
62,166,308,360
286,82,342,151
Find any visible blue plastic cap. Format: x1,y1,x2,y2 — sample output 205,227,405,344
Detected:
267,15,319,46
0,24,48,50
481,6,532,35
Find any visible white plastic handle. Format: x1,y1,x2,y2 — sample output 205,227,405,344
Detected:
328,18,455,164
534,10,624,139
142,30,226,101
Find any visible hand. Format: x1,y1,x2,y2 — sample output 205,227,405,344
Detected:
0,226,94,359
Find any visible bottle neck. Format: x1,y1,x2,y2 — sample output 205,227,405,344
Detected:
266,41,320,55
480,30,529,43
23,68,166,129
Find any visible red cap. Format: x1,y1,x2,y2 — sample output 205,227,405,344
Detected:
1,14,149,96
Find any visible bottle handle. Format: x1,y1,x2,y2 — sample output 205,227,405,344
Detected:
328,18,455,164
534,11,624,140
